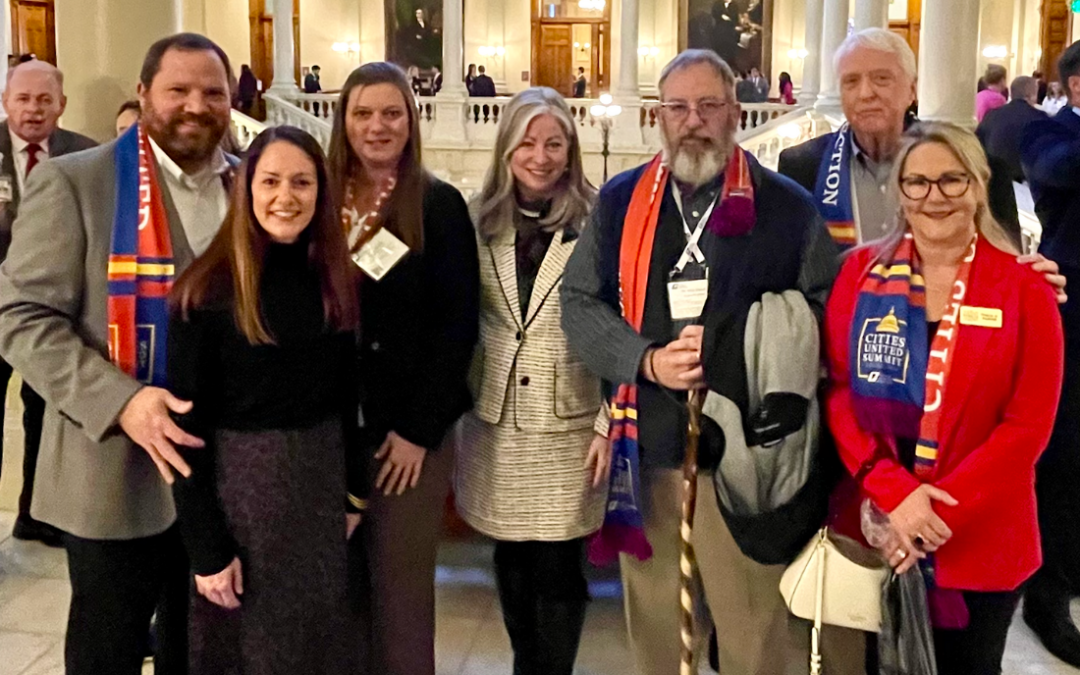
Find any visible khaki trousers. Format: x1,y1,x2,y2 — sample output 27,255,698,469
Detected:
620,469,867,675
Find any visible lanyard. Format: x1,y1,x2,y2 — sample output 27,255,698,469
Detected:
670,181,719,274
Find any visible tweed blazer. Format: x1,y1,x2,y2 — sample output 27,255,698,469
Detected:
470,215,607,436
0,140,208,540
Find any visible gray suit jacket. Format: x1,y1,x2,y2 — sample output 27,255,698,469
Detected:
0,139,201,540
0,121,97,261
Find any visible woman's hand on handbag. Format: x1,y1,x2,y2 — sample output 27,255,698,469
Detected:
374,431,427,496
584,434,613,488
346,513,362,539
195,557,244,609
887,484,958,557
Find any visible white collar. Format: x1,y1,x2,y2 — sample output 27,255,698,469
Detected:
148,134,229,187
9,128,50,155
1073,106,1080,118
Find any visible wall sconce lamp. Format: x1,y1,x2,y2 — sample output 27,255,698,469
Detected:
574,41,592,53
478,45,506,57
787,48,808,60
981,45,1010,59
332,42,361,54
637,46,661,58
579,0,606,10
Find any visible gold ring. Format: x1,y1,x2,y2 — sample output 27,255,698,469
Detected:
896,549,907,560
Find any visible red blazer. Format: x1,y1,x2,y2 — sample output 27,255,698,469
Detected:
825,239,1064,592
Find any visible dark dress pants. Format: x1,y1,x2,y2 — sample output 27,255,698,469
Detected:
933,590,1023,675
493,538,590,675
0,357,46,517
64,526,189,675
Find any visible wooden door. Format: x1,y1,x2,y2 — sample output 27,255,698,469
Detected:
889,0,921,68
1039,0,1074,81
537,24,574,97
10,0,56,65
249,0,302,88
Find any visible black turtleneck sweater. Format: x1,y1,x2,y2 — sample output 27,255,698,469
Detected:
167,241,362,575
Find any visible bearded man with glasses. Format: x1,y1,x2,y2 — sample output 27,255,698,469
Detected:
561,49,864,674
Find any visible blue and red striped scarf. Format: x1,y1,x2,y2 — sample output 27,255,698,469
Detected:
816,124,858,250
106,125,175,387
851,231,976,628
588,149,755,566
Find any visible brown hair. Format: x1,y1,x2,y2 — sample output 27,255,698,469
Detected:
328,61,427,252
172,126,358,344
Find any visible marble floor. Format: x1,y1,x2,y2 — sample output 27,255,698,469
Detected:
1,383,1080,674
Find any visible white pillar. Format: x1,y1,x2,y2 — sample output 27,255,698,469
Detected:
854,0,889,30
0,1,9,96
438,0,467,97
615,0,640,99
55,0,180,140
918,0,981,126
173,0,184,32
801,0,824,102
268,0,297,93
815,0,848,109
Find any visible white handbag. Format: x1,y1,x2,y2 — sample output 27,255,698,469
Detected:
779,528,889,673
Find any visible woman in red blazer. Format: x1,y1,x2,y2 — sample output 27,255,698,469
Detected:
825,122,1064,674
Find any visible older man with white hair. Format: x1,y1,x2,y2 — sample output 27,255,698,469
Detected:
561,49,866,674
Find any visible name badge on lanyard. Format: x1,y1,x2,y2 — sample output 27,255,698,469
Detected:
667,183,716,322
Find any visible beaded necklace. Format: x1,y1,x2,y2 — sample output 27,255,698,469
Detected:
343,174,397,252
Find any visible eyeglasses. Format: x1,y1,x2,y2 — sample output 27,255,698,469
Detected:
899,172,972,200
658,99,729,122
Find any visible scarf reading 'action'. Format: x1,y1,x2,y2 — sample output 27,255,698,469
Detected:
107,125,175,387
588,148,755,566
850,231,976,628
815,124,858,249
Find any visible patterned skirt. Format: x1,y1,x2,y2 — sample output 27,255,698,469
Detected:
188,418,358,675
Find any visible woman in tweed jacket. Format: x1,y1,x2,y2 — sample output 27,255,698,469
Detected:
456,87,610,675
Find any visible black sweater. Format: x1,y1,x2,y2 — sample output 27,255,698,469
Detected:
168,241,362,575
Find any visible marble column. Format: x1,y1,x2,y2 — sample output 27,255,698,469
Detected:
438,0,467,97
615,0,640,100
0,1,9,96
918,0,981,126
55,0,180,140
815,0,848,109
268,0,297,93
801,0,824,102
854,0,889,31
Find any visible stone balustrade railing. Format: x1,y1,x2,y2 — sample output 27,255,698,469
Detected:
230,109,267,149
264,93,333,148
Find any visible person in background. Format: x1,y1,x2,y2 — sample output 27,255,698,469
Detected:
304,64,322,94
466,63,478,95
826,122,1063,675
328,61,479,675
560,48,857,674
472,65,497,97
747,65,769,102
1034,69,1048,103
407,65,423,96
116,99,141,137
1020,39,1080,668
976,75,1046,183
457,87,608,675
0,33,236,674
169,125,363,674
431,65,443,95
976,64,1008,122
573,67,587,98
0,60,95,549
1043,81,1068,116
237,64,258,116
735,70,755,102
778,71,795,104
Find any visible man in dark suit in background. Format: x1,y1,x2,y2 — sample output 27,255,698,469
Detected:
1021,39,1080,669
471,65,496,97
0,59,95,547
303,64,322,94
977,75,1046,183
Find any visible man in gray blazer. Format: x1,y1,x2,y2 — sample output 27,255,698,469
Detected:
0,34,235,674
0,60,95,547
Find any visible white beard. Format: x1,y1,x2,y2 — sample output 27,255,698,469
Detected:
665,140,731,187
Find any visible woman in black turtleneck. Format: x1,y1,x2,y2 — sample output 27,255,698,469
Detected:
167,127,362,674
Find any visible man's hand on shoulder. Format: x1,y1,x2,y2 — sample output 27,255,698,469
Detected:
118,387,204,484
1018,253,1067,304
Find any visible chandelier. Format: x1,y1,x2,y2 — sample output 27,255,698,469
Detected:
578,0,605,11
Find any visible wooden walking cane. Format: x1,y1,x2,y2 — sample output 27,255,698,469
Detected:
679,388,704,675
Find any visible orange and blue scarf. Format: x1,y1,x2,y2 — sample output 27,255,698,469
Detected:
588,149,755,566
851,231,976,628
816,124,858,249
107,125,175,387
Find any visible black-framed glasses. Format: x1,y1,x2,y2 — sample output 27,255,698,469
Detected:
658,99,729,122
899,172,972,200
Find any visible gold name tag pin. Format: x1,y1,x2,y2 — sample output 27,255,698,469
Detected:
959,306,1003,328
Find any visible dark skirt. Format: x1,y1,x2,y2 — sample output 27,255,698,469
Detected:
188,419,356,675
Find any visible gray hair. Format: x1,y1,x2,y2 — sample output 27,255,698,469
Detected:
1010,75,1038,100
5,60,64,90
833,28,917,82
659,49,737,101
474,87,595,241
873,122,1018,261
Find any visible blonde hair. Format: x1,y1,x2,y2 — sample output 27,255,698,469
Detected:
872,122,1018,261
475,87,595,241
